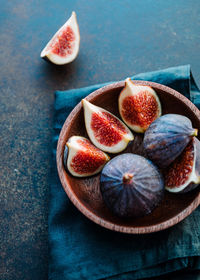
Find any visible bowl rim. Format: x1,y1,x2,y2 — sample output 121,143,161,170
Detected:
56,80,200,234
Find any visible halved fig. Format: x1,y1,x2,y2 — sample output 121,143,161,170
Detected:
82,99,134,153
165,137,200,193
143,114,198,169
40,11,80,65
64,136,110,177
118,78,161,133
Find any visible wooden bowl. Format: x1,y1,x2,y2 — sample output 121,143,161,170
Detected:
57,80,200,234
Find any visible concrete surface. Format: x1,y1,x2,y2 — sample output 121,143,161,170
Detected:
0,0,200,279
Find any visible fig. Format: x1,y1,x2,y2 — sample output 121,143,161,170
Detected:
100,153,164,218
82,99,134,153
64,136,110,177
143,114,198,169
118,78,161,133
40,11,80,65
165,137,200,193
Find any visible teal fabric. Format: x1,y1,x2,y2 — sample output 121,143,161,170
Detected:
49,65,200,280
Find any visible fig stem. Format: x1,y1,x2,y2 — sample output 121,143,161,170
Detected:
123,173,134,183
193,128,198,137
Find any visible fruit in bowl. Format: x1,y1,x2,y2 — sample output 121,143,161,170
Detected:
143,114,198,169
164,137,200,193
82,99,134,153
57,80,200,234
100,153,164,218
64,136,110,177
118,78,161,133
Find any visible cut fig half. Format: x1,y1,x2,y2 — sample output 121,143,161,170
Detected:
119,78,162,133
82,99,134,153
40,11,80,65
165,137,200,193
64,136,110,177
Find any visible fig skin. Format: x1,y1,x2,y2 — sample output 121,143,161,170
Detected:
118,78,162,133
165,137,200,193
143,114,198,169
100,153,164,218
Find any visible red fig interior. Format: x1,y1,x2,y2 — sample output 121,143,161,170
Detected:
70,138,108,174
91,111,127,146
121,91,159,128
48,26,75,57
164,140,194,189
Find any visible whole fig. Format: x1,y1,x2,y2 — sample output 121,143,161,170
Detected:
143,114,198,169
100,153,164,218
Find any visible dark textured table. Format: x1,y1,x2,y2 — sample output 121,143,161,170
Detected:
1,1,200,279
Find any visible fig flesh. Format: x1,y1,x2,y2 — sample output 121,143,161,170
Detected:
165,137,200,193
40,11,80,65
64,136,110,177
82,99,134,153
118,78,161,133
143,114,198,169
100,153,164,218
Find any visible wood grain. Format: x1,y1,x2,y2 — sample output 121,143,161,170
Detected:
56,81,200,234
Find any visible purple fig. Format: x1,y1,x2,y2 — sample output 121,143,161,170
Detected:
100,153,164,218
143,114,198,169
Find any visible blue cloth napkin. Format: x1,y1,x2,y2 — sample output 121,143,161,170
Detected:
49,65,200,280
